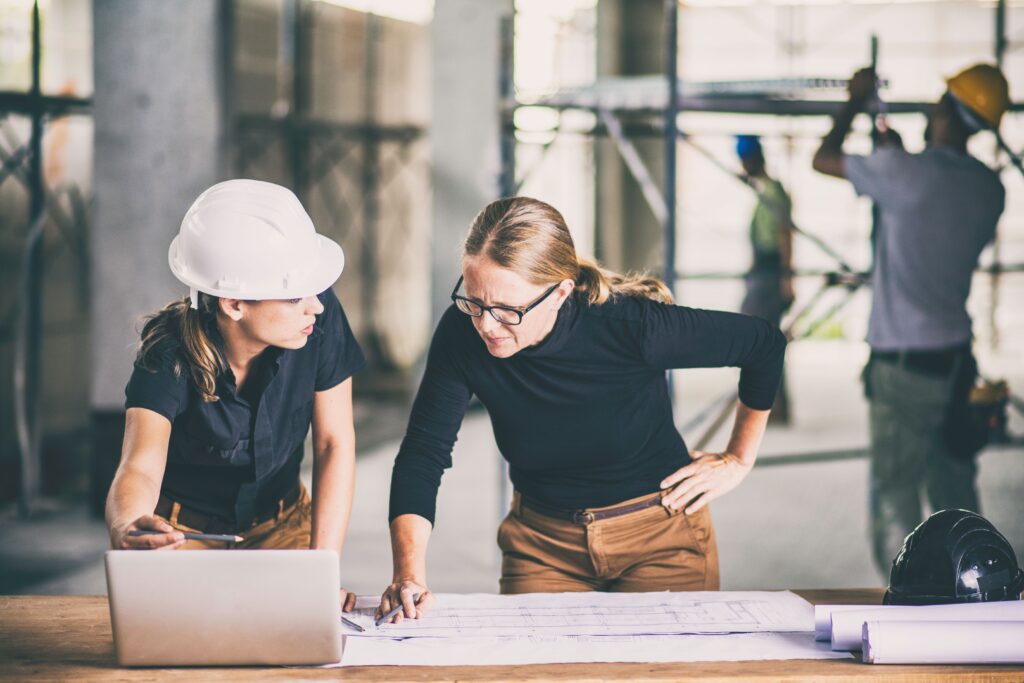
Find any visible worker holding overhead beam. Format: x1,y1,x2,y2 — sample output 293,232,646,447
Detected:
379,197,787,622
812,64,1009,578
736,134,795,424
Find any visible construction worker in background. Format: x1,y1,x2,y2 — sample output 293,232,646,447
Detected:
812,64,1009,578
736,135,794,424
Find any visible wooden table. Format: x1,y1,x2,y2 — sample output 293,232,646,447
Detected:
2,589,1022,681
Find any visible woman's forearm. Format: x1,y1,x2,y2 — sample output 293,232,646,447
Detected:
105,410,172,544
726,400,770,466
389,514,432,583
105,466,163,542
311,441,355,553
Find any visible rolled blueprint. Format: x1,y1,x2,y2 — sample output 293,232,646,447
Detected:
831,601,1024,651
862,620,1024,664
814,605,871,641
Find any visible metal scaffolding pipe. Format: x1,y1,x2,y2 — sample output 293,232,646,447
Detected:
664,0,679,295
598,108,668,226
18,0,44,517
499,14,516,198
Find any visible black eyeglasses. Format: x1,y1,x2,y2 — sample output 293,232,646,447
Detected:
450,275,559,326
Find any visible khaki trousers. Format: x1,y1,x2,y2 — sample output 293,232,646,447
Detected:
160,485,313,550
498,491,719,594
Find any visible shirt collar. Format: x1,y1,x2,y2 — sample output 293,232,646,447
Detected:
516,293,581,358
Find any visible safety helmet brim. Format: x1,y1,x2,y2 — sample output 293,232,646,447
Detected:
168,232,345,303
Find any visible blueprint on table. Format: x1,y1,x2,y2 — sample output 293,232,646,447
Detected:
343,590,815,639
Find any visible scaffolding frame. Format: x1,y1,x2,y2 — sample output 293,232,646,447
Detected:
500,0,1024,461
234,1,428,369
0,1,92,517
3,0,429,515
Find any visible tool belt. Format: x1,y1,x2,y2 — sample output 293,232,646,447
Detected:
870,346,1008,459
966,379,1011,446
520,492,663,527
870,346,968,377
155,480,302,535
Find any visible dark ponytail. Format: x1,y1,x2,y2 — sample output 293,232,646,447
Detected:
137,293,224,402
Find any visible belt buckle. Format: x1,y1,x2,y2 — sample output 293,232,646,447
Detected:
572,510,595,526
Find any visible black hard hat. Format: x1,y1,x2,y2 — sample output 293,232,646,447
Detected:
884,509,1024,605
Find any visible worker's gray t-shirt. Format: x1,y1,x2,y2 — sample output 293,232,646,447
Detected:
845,146,1004,351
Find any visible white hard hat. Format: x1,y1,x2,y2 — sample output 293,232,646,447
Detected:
168,179,345,308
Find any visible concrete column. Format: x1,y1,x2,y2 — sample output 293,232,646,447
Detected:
595,0,665,274
430,0,511,326
90,0,230,513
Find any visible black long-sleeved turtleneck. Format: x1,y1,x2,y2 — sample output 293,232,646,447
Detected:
389,293,786,524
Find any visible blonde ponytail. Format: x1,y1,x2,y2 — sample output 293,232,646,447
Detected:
137,293,225,402
575,258,674,305
466,197,673,305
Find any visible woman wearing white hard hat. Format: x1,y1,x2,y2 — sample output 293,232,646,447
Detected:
105,179,365,610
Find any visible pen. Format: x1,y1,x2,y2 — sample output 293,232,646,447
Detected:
128,529,244,543
375,592,422,627
340,616,366,632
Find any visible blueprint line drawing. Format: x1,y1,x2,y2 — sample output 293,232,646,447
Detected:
346,591,814,639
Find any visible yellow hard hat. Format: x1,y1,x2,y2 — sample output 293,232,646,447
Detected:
946,63,1010,130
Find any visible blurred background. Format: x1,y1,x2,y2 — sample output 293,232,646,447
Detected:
0,0,1022,597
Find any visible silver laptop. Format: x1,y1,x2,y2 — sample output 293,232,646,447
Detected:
105,550,343,666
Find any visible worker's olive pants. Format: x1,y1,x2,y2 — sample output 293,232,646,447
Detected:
866,358,979,580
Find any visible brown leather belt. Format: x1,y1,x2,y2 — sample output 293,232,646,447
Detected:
155,481,302,535
520,492,663,526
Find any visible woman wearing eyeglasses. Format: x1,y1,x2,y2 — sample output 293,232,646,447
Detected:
377,196,786,622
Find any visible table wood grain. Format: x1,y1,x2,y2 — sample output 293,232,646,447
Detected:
2,590,1022,681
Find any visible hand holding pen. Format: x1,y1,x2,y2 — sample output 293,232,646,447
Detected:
339,591,424,632
128,529,244,544
112,514,245,550
376,580,431,625
376,592,423,626
111,515,190,550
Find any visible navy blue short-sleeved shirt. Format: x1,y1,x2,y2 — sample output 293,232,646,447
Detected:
125,288,365,526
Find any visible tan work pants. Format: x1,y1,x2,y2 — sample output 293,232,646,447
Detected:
498,491,719,594
161,485,312,550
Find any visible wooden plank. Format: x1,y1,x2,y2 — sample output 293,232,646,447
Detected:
2,593,1023,681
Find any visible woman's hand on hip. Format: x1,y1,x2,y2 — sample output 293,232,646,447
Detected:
110,515,186,550
376,578,432,624
660,451,754,514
